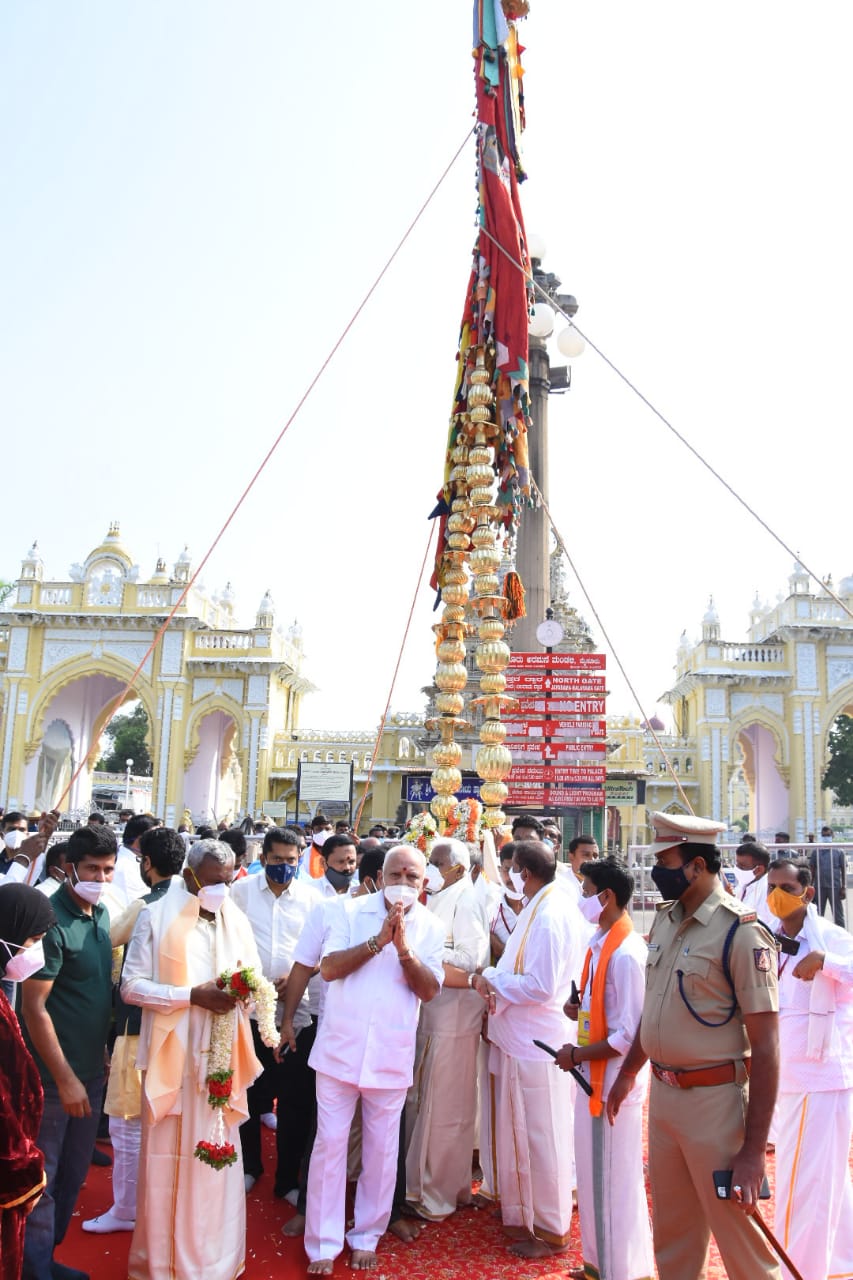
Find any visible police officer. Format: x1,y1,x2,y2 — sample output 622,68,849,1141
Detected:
607,812,781,1280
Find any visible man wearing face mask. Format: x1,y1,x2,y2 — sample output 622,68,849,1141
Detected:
81,826,185,1237
121,838,264,1280
607,811,781,1280
20,822,117,1280
1,810,58,888
404,837,489,1221
732,840,773,927
472,840,586,1259
0,884,57,1280
304,845,445,1275
557,857,653,1280
765,857,853,1280
304,814,335,879
231,826,320,1198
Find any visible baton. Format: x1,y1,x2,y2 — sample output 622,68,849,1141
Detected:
532,1039,593,1097
751,1207,805,1280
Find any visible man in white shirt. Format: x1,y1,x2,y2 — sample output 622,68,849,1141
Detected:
734,840,773,927
558,856,653,1280
304,845,445,1275
0,810,55,887
405,837,489,1220
766,857,853,1280
231,826,319,1197
111,814,159,907
310,833,359,901
472,839,585,1259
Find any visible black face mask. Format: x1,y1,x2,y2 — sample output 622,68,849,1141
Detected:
650,862,692,901
325,865,354,892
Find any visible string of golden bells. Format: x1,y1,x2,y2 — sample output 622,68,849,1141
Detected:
427,343,516,833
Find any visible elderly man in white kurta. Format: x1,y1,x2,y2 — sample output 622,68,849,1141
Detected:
122,840,263,1280
405,837,489,1219
766,857,853,1280
305,846,445,1275
472,839,585,1259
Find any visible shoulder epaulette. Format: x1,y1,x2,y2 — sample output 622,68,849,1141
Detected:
655,900,675,913
718,894,756,922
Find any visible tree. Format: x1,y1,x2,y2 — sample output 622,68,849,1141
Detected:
97,703,152,775
822,713,853,806
0,580,13,606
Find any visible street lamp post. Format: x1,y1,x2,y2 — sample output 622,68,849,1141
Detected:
512,236,584,653
125,758,134,809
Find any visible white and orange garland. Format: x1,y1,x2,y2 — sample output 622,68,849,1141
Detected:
195,967,279,1170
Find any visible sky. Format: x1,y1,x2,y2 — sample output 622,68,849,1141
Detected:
3,2,853,734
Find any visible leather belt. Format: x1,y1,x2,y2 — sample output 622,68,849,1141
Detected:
651,1059,751,1089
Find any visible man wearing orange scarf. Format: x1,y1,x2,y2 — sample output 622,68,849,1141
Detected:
121,838,263,1280
558,857,653,1280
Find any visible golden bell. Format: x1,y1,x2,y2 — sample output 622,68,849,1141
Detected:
435,662,468,693
476,743,513,781
479,719,508,744
435,692,465,716
431,765,463,794
479,780,508,806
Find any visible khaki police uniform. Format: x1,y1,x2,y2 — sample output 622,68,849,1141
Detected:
642,880,781,1280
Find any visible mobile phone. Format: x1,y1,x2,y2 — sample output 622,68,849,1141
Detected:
363,877,378,895
778,935,800,956
570,980,580,1005
712,1170,770,1200
723,870,737,888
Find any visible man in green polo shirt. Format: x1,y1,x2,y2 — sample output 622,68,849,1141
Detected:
21,822,117,1280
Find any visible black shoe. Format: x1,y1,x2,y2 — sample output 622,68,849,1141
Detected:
51,1263,90,1280
90,1148,111,1167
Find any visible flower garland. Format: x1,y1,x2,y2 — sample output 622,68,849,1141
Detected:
446,797,483,846
403,812,438,855
194,966,280,1171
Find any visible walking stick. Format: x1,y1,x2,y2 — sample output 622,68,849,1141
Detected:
750,1207,805,1280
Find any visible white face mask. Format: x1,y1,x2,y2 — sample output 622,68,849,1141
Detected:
312,829,331,848
384,884,419,910
71,871,106,906
3,829,26,852
2,938,46,982
508,868,526,898
198,882,229,914
579,891,605,924
504,883,525,902
423,864,445,895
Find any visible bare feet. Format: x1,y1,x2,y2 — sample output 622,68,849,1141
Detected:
306,1260,334,1275
470,1192,493,1209
388,1219,422,1243
283,1213,306,1238
349,1249,379,1270
510,1238,569,1259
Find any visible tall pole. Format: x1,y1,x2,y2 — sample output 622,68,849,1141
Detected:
513,334,551,651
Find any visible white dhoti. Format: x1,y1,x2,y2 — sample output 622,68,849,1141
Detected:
774,1089,853,1280
405,988,482,1218
305,1072,407,1263
575,1093,653,1280
128,1064,246,1280
491,1046,574,1247
476,1037,498,1201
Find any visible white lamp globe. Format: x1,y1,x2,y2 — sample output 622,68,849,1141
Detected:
528,303,555,339
557,325,586,358
527,231,547,262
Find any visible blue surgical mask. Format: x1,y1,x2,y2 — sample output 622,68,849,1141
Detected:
265,862,297,887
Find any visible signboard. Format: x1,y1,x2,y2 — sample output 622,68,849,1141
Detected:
263,801,289,818
297,761,353,804
604,780,639,805
510,765,606,784
508,653,606,670
512,703,607,728
505,786,606,808
503,693,607,714
505,673,606,695
504,719,611,740
509,743,608,760
402,775,482,804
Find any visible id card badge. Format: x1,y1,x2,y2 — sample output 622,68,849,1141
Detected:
577,1010,591,1047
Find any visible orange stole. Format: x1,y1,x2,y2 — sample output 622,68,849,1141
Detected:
578,914,634,1116
308,844,325,879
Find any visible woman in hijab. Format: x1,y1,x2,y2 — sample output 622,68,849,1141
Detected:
0,884,56,1280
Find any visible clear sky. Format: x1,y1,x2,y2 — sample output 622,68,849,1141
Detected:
3,2,852,734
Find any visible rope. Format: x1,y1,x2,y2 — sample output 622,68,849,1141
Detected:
53,128,475,815
480,224,853,623
352,520,437,834
532,480,695,814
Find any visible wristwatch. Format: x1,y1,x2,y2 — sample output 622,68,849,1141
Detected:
468,972,477,988
398,948,416,964
366,935,382,956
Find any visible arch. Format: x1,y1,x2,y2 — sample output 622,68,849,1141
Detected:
820,683,853,754
183,707,243,826
731,711,789,837
184,697,247,772
34,719,74,811
728,707,788,772
26,655,157,764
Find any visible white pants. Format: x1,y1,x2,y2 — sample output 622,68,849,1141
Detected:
774,1089,853,1280
575,1095,653,1280
305,1072,406,1263
109,1115,141,1221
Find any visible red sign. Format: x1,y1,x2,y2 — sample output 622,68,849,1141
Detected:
508,652,606,670
513,703,607,728
503,694,607,715
504,719,611,740
510,765,606,784
509,743,608,760
505,674,607,697
505,786,606,808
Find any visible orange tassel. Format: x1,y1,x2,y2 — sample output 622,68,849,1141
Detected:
503,571,526,621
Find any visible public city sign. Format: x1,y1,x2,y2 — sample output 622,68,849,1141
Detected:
509,742,608,760
504,719,609,739
505,786,606,808
508,652,606,670
510,765,606,784
505,672,606,695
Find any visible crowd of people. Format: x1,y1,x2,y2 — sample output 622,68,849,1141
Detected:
0,804,851,1280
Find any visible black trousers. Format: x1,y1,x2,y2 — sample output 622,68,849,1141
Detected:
240,1017,317,1189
